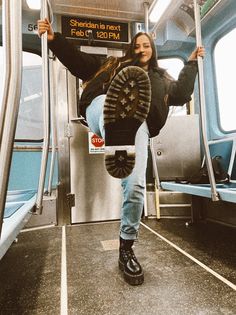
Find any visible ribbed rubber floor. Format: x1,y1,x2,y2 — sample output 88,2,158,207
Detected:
0,220,235,314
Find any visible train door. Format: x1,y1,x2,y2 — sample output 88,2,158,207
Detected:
64,46,124,224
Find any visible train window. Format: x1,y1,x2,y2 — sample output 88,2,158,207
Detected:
214,28,236,132
16,52,43,141
158,58,187,116
0,48,43,141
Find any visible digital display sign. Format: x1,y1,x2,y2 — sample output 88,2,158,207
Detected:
61,16,129,43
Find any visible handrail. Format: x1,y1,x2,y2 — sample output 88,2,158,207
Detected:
47,51,57,195
46,0,56,194
208,135,236,145
143,1,149,218
34,0,51,213
0,0,23,237
228,140,236,178
150,138,161,219
150,0,183,35
0,0,11,142
193,0,219,201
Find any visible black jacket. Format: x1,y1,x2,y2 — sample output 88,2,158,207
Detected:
49,32,198,137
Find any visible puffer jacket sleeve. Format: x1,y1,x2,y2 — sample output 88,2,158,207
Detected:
167,60,198,106
48,32,102,81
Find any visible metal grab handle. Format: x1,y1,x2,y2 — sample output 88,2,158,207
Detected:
46,0,58,194
0,0,22,237
193,0,219,201
34,0,51,213
47,51,57,195
0,0,11,142
150,139,161,220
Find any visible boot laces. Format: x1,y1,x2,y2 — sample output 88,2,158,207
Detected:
121,247,137,262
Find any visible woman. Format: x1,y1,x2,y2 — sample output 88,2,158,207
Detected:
38,19,205,286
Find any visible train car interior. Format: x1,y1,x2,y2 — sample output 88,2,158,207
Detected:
0,0,235,314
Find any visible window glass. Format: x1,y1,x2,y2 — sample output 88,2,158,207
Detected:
0,48,43,140
214,28,236,132
158,58,187,116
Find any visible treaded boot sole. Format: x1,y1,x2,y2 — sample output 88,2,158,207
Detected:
118,259,144,286
104,66,151,179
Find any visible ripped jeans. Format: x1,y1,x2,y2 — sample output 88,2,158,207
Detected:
86,95,149,240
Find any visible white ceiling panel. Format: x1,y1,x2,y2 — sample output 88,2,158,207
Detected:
22,0,155,22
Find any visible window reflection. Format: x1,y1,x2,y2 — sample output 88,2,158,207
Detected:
215,28,236,132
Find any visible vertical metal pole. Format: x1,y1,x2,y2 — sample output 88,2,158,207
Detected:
143,1,149,217
193,0,219,201
143,2,149,33
47,51,57,195
144,0,161,218
0,0,22,237
0,0,11,142
150,139,161,219
34,0,51,213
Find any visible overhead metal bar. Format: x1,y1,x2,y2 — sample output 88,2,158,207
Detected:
0,0,23,237
148,0,158,16
149,0,183,35
201,0,221,17
34,0,51,213
193,0,219,201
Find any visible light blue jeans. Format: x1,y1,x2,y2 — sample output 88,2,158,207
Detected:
86,95,150,240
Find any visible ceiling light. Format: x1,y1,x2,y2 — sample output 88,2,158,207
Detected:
26,0,41,10
149,0,172,23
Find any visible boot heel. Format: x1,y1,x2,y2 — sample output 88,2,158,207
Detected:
105,148,135,179
123,270,144,286
119,238,144,285
118,259,125,271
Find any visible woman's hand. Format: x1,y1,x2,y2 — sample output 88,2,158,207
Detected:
188,46,205,61
37,18,55,42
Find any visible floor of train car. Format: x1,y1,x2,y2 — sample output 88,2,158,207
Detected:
0,219,235,315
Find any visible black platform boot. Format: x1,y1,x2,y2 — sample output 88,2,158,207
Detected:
118,237,144,285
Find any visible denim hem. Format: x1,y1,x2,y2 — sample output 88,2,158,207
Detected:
120,231,138,241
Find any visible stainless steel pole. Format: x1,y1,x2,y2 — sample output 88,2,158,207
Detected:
143,2,149,33
143,1,150,217
0,0,22,237
193,0,219,201
0,0,11,142
150,139,161,220
47,51,57,195
34,0,51,213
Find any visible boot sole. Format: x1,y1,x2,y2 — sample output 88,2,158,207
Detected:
104,66,151,179
118,259,144,286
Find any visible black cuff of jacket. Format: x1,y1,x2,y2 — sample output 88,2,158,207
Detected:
48,32,61,50
184,60,198,66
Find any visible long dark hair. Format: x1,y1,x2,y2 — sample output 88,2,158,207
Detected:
123,32,159,69
83,32,160,88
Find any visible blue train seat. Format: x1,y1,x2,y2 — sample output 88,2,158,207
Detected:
152,115,236,204
0,190,36,260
